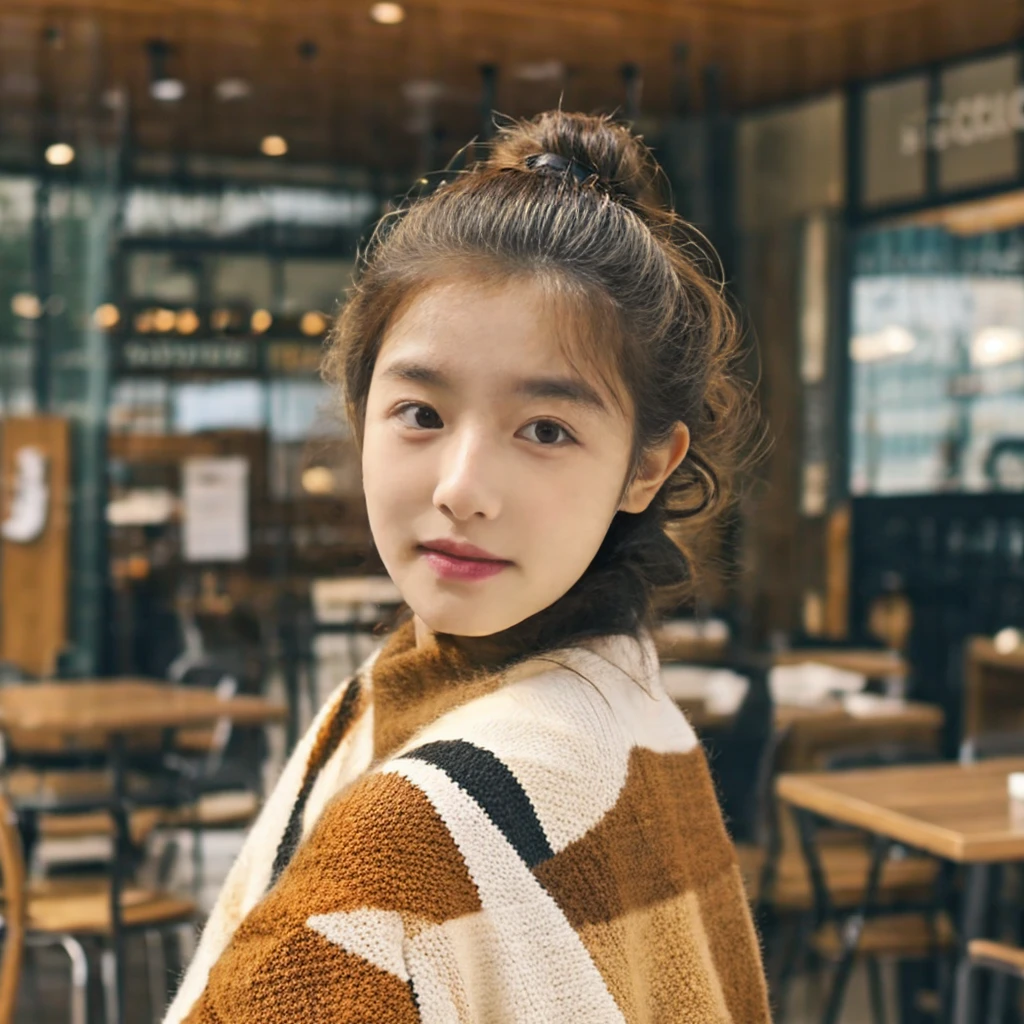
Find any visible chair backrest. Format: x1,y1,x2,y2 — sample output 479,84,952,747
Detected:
959,729,1024,765
0,793,26,1024
704,658,775,845
962,636,1024,744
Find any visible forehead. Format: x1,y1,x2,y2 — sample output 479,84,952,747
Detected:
377,276,627,409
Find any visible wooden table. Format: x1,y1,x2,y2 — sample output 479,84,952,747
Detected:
772,648,909,680
0,679,287,1024
778,758,1024,1024
678,698,943,767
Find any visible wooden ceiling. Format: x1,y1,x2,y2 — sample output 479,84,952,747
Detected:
0,0,1020,174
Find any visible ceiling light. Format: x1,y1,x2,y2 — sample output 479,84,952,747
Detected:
300,311,328,336
370,2,406,24
514,60,565,83
152,308,176,333
215,78,251,102
250,309,273,334
850,325,916,364
11,293,42,319
301,466,335,495
176,308,200,335
145,39,184,104
44,143,75,166
151,78,186,102
971,326,1024,367
93,303,120,329
261,135,288,157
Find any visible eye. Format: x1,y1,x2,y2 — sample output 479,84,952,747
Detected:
395,403,443,429
519,419,577,446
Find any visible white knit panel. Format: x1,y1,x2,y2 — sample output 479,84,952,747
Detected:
392,661,697,854
384,758,628,1024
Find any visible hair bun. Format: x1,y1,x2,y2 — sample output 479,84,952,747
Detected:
485,111,667,217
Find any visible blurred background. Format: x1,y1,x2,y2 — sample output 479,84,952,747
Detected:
1,1,1024,1023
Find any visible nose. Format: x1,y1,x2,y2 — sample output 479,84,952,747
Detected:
432,426,502,521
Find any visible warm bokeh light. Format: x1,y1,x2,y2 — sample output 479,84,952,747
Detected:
260,135,288,157
995,627,1022,655
211,308,232,332
176,308,200,335
134,310,154,333
251,309,273,334
370,2,405,24
93,303,120,329
44,142,75,166
301,466,335,495
300,311,328,336
11,293,42,319
152,308,176,332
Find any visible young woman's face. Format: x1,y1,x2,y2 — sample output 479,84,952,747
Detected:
361,277,639,639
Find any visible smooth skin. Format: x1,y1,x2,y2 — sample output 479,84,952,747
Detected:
361,276,690,647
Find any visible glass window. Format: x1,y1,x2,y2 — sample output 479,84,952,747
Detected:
850,193,1024,495
172,379,265,433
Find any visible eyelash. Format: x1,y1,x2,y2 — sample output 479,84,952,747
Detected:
392,402,578,446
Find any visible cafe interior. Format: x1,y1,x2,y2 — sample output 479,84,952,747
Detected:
1,0,1023,1021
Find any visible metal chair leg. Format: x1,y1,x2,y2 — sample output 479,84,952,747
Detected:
176,922,197,974
866,956,887,1024
146,929,168,1024
101,946,119,1024
58,935,90,1024
191,825,204,901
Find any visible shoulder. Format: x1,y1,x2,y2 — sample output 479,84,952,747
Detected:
377,631,699,855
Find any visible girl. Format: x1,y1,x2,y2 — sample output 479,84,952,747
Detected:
165,111,770,1023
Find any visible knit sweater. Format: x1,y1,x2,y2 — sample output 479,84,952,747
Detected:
164,617,771,1023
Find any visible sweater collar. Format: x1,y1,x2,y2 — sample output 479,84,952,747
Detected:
367,615,661,761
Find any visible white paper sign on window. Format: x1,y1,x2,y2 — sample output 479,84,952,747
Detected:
182,456,249,562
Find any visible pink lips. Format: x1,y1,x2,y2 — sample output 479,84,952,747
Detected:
418,540,512,581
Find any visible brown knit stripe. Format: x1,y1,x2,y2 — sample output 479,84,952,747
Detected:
370,619,509,761
577,890,733,1023
184,922,420,1024
191,770,482,1022
697,863,772,1024
269,674,364,887
271,767,480,916
533,746,737,929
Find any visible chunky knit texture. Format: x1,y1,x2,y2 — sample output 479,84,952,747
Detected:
164,619,770,1023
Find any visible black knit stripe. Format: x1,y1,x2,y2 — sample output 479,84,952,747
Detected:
400,739,553,868
269,676,363,888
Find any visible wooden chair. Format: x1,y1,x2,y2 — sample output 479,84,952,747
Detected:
0,783,197,1024
0,792,27,1024
962,636,1024,744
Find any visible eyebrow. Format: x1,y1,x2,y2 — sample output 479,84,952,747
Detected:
379,360,609,413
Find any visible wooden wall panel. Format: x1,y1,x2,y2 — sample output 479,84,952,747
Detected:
0,417,70,677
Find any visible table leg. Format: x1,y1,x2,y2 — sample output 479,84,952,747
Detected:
952,864,994,1024
108,733,129,1024
795,807,892,1024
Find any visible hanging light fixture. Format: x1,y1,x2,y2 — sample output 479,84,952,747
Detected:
44,143,75,166
93,303,120,329
300,311,328,336
260,135,288,157
250,309,273,334
370,3,406,24
147,39,185,102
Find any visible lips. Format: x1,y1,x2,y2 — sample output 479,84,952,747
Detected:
418,539,511,564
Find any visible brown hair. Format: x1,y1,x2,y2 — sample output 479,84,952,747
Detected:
322,110,759,662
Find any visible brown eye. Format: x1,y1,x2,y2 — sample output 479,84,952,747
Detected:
397,403,443,429
521,420,575,445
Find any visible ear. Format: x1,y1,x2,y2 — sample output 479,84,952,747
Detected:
619,422,691,514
